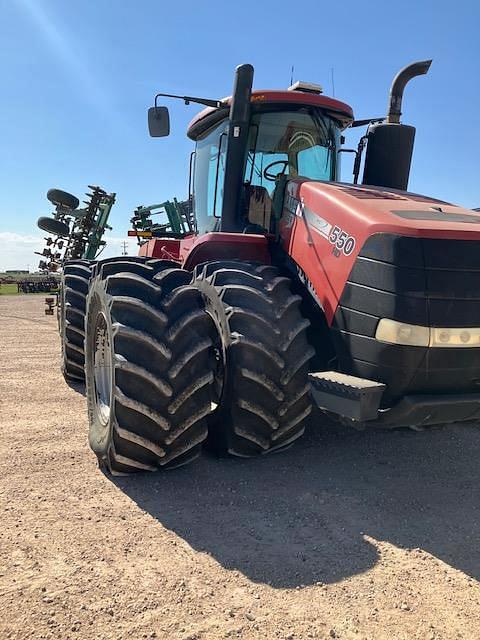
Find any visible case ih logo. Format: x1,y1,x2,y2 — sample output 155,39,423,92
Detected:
285,194,302,216
284,196,356,258
303,207,332,240
283,194,302,228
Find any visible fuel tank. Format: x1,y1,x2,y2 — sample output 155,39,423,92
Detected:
279,180,480,404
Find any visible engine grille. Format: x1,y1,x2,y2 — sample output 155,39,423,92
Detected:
332,234,480,405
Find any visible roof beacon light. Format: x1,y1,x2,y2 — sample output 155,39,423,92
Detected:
288,81,323,95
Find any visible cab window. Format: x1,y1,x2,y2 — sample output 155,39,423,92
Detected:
193,120,228,234
245,107,340,196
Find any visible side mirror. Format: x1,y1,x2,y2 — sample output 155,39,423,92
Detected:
148,106,170,137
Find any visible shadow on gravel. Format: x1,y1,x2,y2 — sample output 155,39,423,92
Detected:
65,379,86,397
114,413,480,588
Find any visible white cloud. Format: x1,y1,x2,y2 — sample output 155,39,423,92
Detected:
0,232,45,272
0,232,139,272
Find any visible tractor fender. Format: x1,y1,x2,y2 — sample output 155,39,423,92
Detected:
181,232,271,271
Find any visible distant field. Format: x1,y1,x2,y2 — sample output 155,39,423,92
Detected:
0,285,56,295
0,284,19,295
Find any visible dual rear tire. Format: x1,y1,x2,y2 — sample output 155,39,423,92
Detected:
60,260,92,381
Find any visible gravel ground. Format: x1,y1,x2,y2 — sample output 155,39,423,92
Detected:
1,295,479,640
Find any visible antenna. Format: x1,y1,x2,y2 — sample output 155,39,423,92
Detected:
290,65,294,86
121,240,128,256
331,67,336,97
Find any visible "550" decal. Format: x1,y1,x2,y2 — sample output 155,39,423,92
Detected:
329,226,356,256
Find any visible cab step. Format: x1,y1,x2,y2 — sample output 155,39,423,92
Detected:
308,371,386,421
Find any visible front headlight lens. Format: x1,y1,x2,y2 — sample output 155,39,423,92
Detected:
375,319,480,348
375,319,429,347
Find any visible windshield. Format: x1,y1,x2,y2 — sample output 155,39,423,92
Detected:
245,106,340,194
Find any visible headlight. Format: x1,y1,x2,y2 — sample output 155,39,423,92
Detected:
375,319,480,348
375,319,429,346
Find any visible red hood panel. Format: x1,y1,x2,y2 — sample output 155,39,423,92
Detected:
279,180,480,323
301,181,480,239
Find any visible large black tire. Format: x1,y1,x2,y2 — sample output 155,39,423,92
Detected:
47,188,80,210
59,257,174,381
37,216,70,237
194,261,314,457
85,260,219,474
60,260,92,381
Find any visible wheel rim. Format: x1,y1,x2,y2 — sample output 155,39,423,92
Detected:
93,313,112,426
211,341,224,410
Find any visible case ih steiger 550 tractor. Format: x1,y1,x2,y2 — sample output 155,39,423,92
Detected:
78,60,480,474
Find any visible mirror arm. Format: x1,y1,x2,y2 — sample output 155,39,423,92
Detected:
351,117,384,128
154,92,226,109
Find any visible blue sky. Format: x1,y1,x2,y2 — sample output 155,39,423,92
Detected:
0,0,479,270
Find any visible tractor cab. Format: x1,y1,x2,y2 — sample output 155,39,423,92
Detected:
146,61,431,243
186,88,353,236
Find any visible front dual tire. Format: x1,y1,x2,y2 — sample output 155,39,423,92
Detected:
85,260,219,474
84,260,314,473
194,261,314,457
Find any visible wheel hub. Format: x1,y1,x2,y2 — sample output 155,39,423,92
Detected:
93,313,112,426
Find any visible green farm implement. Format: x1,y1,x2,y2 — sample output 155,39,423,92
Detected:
36,185,116,379
129,198,195,244
36,185,116,271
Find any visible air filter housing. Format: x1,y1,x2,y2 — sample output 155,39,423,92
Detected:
362,122,416,191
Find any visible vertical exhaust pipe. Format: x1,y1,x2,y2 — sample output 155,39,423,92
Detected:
362,59,432,191
387,59,432,124
220,63,254,232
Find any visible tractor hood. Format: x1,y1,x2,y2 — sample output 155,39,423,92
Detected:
297,180,480,240
280,179,480,406
280,179,480,327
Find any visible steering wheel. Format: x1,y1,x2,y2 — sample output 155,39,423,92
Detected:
263,160,289,181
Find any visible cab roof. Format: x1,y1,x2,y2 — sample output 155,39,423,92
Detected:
187,89,354,140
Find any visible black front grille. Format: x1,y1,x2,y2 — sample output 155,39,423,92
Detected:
332,234,480,405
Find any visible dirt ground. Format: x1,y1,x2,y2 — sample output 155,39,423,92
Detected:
0,295,479,640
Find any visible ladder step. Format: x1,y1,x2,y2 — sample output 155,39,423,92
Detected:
309,371,386,421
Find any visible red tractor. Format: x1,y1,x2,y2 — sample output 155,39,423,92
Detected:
80,60,480,474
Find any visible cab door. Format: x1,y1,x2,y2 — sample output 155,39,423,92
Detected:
193,120,228,234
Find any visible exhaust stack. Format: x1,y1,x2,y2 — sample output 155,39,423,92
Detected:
387,59,432,124
220,63,254,232
362,60,432,191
